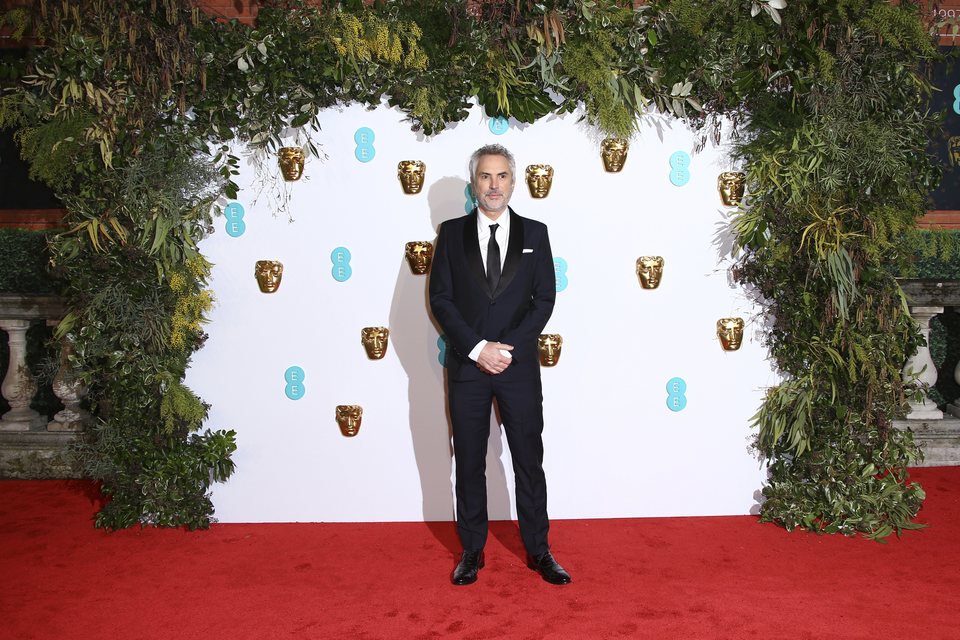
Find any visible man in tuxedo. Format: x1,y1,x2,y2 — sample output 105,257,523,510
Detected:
429,144,571,586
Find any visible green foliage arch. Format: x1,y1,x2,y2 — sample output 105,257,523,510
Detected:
0,0,943,536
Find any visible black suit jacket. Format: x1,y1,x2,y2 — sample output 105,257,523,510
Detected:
429,207,556,382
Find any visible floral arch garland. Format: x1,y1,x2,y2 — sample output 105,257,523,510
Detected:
0,0,941,536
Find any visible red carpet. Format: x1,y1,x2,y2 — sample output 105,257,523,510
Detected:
2,468,959,639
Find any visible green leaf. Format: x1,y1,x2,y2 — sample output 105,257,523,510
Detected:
290,112,312,127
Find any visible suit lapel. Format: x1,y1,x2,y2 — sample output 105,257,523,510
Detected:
461,209,490,298
493,208,523,297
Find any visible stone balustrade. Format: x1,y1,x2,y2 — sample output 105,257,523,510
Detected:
896,279,960,466
3,282,955,473
0,294,87,478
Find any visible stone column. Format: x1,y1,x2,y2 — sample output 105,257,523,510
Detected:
47,339,90,432
0,320,45,431
903,306,944,420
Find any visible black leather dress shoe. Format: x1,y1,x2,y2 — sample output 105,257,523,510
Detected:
451,550,484,585
527,551,572,585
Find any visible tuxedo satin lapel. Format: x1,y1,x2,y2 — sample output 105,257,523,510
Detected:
493,209,524,297
462,209,490,297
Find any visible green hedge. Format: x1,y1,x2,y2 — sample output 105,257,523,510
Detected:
899,229,960,280
0,228,56,293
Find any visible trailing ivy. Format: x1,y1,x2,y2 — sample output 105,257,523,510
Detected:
0,0,942,536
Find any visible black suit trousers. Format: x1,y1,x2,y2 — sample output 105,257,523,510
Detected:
449,373,550,556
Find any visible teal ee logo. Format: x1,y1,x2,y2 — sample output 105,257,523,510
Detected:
437,335,449,368
464,184,477,213
669,151,691,187
354,127,375,163
488,116,509,135
285,366,305,400
331,247,353,282
224,202,246,238
553,258,568,292
954,84,960,116
666,377,687,412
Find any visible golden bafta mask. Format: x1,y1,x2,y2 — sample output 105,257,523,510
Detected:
525,164,554,198
636,256,664,289
405,241,434,275
538,334,563,367
601,138,629,173
278,147,305,181
397,160,426,194
336,405,363,437
717,317,745,351
949,136,960,167
361,327,390,360
717,171,746,207
254,260,284,293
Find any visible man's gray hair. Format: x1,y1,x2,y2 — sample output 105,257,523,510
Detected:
469,144,516,184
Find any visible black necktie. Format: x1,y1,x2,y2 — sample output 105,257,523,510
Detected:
487,223,501,292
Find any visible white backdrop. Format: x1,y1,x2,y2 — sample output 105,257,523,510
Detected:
185,102,778,523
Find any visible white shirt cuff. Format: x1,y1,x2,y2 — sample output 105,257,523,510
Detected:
468,340,488,362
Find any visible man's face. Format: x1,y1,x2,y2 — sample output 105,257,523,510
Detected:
473,154,514,218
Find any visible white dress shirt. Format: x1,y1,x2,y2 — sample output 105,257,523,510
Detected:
469,210,511,362
477,211,509,273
